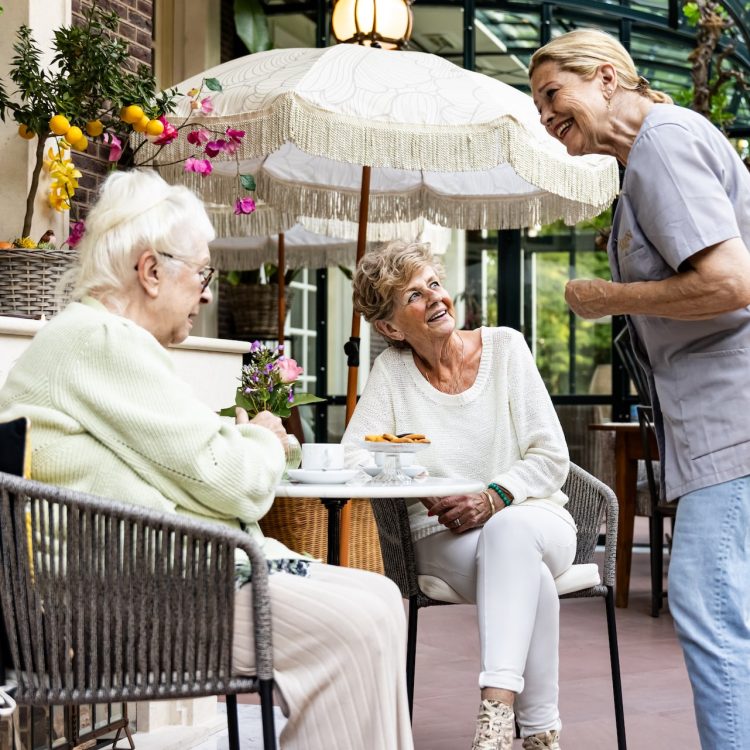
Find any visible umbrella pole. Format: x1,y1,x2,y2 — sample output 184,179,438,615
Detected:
277,232,286,346
340,165,371,567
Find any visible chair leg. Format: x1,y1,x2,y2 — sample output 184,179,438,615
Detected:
649,513,664,617
226,694,241,750
605,586,627,750
406,595,419,722
259,679,277,750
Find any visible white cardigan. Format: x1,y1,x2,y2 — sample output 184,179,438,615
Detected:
342,327,572,541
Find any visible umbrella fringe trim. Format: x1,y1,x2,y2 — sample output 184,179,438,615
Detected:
142,93,619,207
205,205,297,237
208,242,359,271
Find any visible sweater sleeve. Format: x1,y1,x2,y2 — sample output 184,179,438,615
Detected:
54,318,284,524
342,353,397,468
489,330,569,503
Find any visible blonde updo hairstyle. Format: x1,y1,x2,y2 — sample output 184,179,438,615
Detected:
352,240,445,347
529,29,672,105
68,169,215,310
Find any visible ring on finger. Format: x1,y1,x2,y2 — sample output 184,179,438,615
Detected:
453,518,462,528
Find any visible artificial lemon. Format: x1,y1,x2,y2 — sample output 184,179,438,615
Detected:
121,104,144,124
18,124,35,140
132,114,150,133
49,114,70,136
71,135,89,151
145,118,165,137
64,126,84,145
85,119,104,137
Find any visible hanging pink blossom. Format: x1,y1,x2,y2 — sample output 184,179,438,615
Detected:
104,132,122,162
205,139,228,158
184,157,213,175
234,197,256,215
66,220,86,248
153,115,178,145
186,128,210,146
199,97,214,115
226,128,246,144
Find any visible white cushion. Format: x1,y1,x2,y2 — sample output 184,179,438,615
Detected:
417,563,601,604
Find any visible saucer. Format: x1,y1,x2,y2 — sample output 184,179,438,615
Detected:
287,469,358,485
363,465,427,478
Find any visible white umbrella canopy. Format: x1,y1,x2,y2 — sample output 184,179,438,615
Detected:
151,44,618,233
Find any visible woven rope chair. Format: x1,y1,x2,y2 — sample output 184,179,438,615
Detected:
0,471,277,750
370,462,626,750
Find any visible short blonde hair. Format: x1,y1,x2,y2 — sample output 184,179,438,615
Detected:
352,240,444,323
530,29,672,105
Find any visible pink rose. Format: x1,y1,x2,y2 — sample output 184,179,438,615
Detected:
276,357,303,383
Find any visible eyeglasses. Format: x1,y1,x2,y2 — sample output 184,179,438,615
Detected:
159,252,216,292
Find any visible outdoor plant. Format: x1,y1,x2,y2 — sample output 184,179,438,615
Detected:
0,5,258,245
220,341,324,419
678,0,749,130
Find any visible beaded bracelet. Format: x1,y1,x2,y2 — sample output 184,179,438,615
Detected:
480,489,496,516
488,482,512,507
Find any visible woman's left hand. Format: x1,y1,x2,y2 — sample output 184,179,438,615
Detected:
426,493,492,533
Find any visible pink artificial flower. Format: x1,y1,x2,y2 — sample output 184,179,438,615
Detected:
276,357,304,384
204,139,228,158
234,197,256,215
199,97,214,115
103,132,122,162
66,220,85,248
186,128,210,146
184,157,213,175
153,115,178,145
226,127,246,144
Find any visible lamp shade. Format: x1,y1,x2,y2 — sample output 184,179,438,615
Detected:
331,0,413,49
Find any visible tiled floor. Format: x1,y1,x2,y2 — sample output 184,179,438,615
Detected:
199,518,699,749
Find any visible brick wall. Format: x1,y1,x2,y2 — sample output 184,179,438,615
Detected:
69,0,154,221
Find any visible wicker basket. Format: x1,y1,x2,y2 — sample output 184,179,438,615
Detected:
223,283,292,341
0,249,76,318
260,497,384,574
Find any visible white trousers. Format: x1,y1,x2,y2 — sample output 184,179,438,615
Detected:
233,563,414,750
414,503,576,737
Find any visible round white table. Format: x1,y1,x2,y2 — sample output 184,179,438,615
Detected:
275,476,484,565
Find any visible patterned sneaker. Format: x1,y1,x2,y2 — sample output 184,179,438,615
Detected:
471,699,515,750
522,730,561,749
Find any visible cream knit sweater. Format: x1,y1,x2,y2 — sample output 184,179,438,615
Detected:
0,298,296,560
342,327,572,541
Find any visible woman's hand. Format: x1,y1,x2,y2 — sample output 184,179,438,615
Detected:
426,492,493,533
239,408,289,451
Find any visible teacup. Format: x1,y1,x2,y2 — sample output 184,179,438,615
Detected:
301,443,345,471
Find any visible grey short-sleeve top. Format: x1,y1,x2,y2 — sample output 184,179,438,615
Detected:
610,104,750,500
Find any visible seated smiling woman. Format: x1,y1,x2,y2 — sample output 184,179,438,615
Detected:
0,170,414,750
343,240,577,750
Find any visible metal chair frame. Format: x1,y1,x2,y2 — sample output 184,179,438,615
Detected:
636,405,678,618
0,471,277,750
370,462,627,750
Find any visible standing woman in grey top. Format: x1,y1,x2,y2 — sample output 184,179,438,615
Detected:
529,29,750,749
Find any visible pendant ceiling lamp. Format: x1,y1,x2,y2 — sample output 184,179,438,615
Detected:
331,0,414,50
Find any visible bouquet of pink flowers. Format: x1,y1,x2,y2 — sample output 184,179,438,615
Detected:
220,341,324,419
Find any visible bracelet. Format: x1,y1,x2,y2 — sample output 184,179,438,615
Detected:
488,482,512,507
480,489,496,516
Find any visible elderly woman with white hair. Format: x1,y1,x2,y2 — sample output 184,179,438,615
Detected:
0,169,414,750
